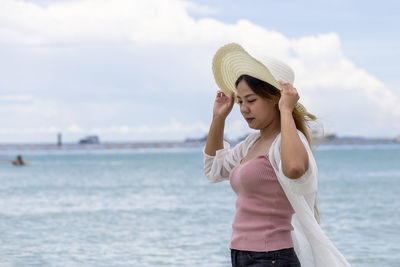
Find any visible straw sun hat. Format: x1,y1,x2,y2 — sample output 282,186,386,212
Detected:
212,43,315,120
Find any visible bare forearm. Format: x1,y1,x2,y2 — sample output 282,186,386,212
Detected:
280,110,308,179
204,116,226,156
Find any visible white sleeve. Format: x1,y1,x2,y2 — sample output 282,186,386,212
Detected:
203,139,246,183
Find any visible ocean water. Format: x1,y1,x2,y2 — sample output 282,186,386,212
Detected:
0,144,399,266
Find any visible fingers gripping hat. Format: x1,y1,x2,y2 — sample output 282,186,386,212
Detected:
212,43,316,120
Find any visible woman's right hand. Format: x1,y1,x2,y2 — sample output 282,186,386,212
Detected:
213,90,235,119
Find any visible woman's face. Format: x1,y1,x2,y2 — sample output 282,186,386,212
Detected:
236,79,280,131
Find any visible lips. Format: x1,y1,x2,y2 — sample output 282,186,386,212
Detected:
245,118,254,123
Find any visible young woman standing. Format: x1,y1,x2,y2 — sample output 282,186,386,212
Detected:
203,43,350,267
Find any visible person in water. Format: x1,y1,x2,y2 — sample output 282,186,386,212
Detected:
12,155,28,166
203,43,350,266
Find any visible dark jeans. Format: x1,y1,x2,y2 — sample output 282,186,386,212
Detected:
231,247,301,267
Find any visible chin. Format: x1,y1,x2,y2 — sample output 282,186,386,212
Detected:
248,124,261,130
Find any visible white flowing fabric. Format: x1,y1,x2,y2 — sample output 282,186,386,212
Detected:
203,131,351,267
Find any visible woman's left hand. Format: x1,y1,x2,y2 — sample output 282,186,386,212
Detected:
278,80,299,113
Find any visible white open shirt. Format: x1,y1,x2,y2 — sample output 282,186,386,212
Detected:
203,130,351,267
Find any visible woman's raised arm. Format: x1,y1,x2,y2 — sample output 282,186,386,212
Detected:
278,81,309,179
204,91,235,156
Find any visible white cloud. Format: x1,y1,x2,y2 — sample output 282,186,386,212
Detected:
0,0,209,45
0,126,60,135
0,0,399,140
0,94,34,103
91,118,209,140
183,1,217,16
0,96,71,126
67,124,83,133
0,119,209,142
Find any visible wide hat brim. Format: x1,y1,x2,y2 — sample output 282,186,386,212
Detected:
212,43,314,119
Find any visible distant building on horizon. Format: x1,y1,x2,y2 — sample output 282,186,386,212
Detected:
78,135,100,145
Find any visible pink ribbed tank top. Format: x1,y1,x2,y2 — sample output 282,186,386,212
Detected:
229,154,295,252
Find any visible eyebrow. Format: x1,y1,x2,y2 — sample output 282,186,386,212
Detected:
237,93,256,99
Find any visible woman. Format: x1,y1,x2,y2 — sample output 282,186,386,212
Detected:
203,43,350,266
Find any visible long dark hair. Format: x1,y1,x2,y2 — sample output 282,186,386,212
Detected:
235,74,320,223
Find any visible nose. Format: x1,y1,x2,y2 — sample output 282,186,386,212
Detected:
240,103,250,114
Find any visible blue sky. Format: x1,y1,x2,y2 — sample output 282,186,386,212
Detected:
1,0,399,143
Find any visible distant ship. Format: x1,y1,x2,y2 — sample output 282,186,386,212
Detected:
79,135,100,145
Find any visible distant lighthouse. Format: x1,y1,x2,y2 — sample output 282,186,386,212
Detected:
57,133,62,147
